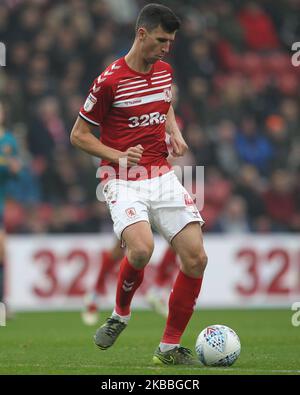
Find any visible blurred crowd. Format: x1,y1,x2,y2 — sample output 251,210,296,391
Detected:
0,0,300,234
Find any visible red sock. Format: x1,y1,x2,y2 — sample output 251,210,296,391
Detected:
162,271,203,344
95,250,119,294
115,257,144,316
155,247,177,287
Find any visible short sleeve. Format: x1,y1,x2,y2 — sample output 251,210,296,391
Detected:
79,75,113,126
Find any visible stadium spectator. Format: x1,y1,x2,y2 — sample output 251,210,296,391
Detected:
238,2,280,51
234,165,266,225
235,115,274,175
263,169,298,231
214,119,240,177
213,195,251,233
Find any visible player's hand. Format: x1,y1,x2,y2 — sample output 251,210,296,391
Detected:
170,133,188,157
119,144,144,167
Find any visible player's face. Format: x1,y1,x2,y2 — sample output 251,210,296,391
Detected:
138,25,176,64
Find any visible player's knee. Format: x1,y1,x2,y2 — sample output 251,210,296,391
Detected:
185,251,208,278
128,242,154,269
199,252,208,273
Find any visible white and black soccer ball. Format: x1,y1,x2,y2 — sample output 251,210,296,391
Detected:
195,325,241,367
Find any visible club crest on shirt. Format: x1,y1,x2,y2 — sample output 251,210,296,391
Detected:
163,88,172,102
83,93,97,112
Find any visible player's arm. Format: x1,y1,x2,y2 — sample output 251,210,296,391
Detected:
166,105,188,157
70,117,143,166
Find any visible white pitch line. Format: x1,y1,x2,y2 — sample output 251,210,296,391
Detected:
142,367,300,374
1,363,300,374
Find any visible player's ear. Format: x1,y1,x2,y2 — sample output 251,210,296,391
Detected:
137,27,147,42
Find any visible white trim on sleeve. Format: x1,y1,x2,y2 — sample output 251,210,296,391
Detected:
79,112,100,126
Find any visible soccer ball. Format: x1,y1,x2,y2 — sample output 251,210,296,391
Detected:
195,324,241,367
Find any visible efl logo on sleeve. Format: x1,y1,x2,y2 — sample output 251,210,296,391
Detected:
83,93,97,112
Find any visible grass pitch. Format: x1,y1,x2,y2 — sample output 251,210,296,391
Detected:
0,309,299,375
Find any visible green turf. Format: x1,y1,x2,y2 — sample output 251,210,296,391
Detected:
0,309,299,375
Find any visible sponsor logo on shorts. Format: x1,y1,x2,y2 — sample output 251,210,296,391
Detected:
192,211,200,218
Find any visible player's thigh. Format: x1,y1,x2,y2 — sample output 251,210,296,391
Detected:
171,221,205,258
151,203,204,247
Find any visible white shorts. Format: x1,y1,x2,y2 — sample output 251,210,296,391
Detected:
102,171,204,244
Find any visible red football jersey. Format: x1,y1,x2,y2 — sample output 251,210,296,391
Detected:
79,57,173,180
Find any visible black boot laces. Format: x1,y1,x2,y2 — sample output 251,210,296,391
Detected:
177,347,193,356
104,318,126,337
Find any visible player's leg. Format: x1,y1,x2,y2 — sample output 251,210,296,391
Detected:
94,221,154,349
153,222,207,365
150,169,206,365
95,240,124,295
115,220,154,316
161,223,207,341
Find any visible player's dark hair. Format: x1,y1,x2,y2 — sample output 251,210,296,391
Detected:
136,3,181,33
